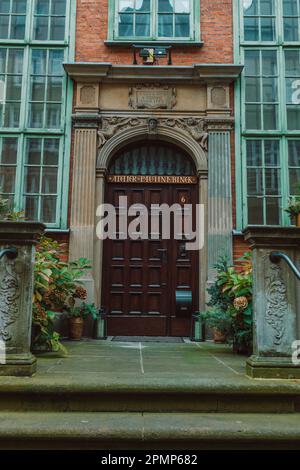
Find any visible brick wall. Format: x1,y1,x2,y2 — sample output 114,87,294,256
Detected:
75,0,233,64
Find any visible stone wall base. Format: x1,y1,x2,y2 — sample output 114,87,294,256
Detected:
0,353,36,377
246,355,300,379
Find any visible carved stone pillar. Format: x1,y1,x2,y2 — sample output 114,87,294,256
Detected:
94,169,106,307
198,170,208,311
244,227,300,379
69,117,100,302
0,222,45,376
207,124,233,281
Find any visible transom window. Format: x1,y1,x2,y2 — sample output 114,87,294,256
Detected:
237,1,300,227
0,0,72,228
111,0,199,42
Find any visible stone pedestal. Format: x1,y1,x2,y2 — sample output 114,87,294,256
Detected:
0,222,45,376
244,226,300,379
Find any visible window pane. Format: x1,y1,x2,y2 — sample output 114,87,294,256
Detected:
246,140,262,166
244,50,260,75
266,198,280,224
158,0,173,12
44,139,59,165
0,166,16,193
42,167,58,193
25,167,41,193
246,104,261,129
31,76,46,101
26,139,42,164
158,14,173,36
0,1,10,14
265,140,280,166
288,140,300,166
29,102,44,127
243,0,258,16
32,50,47,74
261,17,275,41
244,16,259,41
284,17,299,42
36,0,50,15
4,102,20,127
0,16,9,38
263,77,277,101
51,0,66,15
283,0,298,15
265,168,280,195
1,137,17,164
260,0,273,15
48,50,64,74
45,103,61,128
10,15,26,39
119,13,133,36
174,0,189,13
247,168,263,195
285,50,300,76
245,77,261,101
41,196,56,223
34,16,49,40
6,75,22,100
135,14,150,36
262,50,277,75
289,168,300,193
287,106,300,130
119,0,134,11
50,16,65,40
12,0,27,14
24,196,39,220
263,104,278,129
175,14,189,37
248,197,264,224
47,76,62,101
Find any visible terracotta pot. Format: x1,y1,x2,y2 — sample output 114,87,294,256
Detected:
69,317,84,341
296,213,300,227
213,328,226,343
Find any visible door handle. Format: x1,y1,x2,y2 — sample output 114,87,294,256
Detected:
157,248,167,261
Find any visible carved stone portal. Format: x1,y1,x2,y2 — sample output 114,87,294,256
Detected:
129,84,177,110
97,116,208,151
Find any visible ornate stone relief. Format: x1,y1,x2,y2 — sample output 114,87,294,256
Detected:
0,260,20,342
129,84,177,110
98,116,208,151
265,263,288,346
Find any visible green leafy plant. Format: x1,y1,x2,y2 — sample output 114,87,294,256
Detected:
200,309,232,337
68,302,99,320
285,195,300,219
33,236,92,353
207,253,253,354
0,194,25,221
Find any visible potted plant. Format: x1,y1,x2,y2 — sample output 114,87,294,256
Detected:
201,309,232,343
285,195,300,227
68,302,98,341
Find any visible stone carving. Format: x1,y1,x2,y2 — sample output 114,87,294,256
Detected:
129,84,177,110
0,260,20,342
98,117,208,151
211,86,227,107
265,263,288,346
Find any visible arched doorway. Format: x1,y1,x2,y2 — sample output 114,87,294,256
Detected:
102,141,200,337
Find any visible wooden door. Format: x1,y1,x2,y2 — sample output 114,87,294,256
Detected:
102,183,199,337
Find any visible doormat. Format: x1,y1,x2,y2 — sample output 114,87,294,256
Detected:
111,336,184,343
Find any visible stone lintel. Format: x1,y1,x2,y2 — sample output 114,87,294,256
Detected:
64,63,243,84
72,113,101,128
243,226,300,248
0,222,45,245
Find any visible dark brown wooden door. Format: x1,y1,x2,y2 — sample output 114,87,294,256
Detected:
102,183,199,336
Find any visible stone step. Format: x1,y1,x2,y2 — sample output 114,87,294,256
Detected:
0,412,300,449
0,379,300,413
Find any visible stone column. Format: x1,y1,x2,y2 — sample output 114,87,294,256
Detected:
94,169,106,307
207,124,233,281
198,170,208,311
69,117,99,303
244,226,300,379
0,222,45,376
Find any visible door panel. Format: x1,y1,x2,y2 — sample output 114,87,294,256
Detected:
103,183,198,336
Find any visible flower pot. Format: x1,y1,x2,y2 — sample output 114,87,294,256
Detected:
69,317,84,340
213,328,226,343
296,213,300,227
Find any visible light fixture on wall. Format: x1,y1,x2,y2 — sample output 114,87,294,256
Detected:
132,45,172,65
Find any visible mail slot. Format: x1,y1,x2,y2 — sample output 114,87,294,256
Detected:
175,290,192,309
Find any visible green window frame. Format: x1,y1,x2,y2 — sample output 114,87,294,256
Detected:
107,0,201,44
0,0,74,229
235,0,300,228
0,0,27,41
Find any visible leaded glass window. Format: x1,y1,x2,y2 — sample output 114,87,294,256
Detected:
243,0,276,41
0,48,24,128
0,0,27,40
